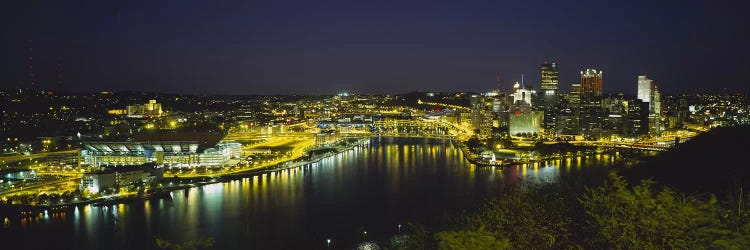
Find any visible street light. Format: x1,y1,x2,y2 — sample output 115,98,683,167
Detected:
326,239,331,249
398,224,402,234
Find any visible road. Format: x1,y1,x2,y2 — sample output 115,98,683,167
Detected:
0,176,80,197
174,136,315,178
0,150,79,162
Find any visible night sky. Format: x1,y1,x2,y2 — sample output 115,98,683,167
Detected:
2,0,748,95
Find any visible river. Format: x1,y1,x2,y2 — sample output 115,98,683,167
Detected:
1,137,624,249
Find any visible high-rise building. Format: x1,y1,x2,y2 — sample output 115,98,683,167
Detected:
541,62,559,94
625,99,649,137
649,84,662,133
580,69,603,97
509,111,544,137
569,82,582,108
470,94,483,131
480,110,494,139
637,75,652,103
636,75,662,134
512,82,535,106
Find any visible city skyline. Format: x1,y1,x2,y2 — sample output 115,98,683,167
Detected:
2,0,749,95
4,2,750,249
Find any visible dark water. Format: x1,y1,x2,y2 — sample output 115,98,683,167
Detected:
1,137,621,249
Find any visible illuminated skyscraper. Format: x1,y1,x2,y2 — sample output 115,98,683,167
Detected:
512,81,534,106
540,62,559,95
637,75,652,103
569,82,581,107
580,69,603,97
636,75,662,134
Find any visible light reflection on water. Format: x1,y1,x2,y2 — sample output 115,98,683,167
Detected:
1,137,622,249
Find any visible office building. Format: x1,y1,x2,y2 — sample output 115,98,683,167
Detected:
625,99,649,137
509,111,544,136
540,62,559,94
80,163,164,194
580,69,603,97
512,82,535,106
636,75,663,134
637,75,652,103
569,83,582,108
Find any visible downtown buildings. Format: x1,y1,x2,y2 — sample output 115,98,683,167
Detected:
468,63,675,141
637,75,663,134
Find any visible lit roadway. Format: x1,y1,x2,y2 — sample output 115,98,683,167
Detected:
417,99,470,111
0,150,79,165
174,135,315,178
0,176,80,198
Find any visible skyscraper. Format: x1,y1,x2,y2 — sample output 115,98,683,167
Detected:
512,81,534,106
580,69,603,97
637,75,652,103
470,94,483,131
540,62,559,95
569,82,581,107
539,62,559,130
636,75,662,134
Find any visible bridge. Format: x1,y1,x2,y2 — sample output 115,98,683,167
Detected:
417,99,470,111
369,120,454,138
570,141,673,152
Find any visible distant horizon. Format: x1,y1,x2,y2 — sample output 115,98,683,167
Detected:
3,1,748,95
3,85,748,97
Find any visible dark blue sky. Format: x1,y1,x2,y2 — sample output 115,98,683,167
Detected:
2,0,748,95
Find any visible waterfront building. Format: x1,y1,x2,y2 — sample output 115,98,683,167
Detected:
80,163,164,194
315,130,340,146
81,140,241,168
509,111,544,136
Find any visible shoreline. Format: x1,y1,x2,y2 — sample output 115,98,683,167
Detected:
0,137,648,212
0,138,372,213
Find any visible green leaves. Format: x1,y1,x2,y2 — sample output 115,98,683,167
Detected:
155,237,215,250
436,230,511,250
423,174,750,249
580,173,750,249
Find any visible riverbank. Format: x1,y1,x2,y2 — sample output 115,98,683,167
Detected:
455,139,652,168
0,138,373,212
0,137,645,212
2,135,636,250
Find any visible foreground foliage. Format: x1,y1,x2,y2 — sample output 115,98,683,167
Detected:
155,237,215,250
397,173,750,249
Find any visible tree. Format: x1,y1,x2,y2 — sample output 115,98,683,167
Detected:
435,230,510,250
579,173,750,249
466,136,480,151
393,224,434,250
155,237,215,250
441,185,576,249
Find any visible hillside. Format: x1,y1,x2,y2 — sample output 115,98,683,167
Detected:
625,125,750,195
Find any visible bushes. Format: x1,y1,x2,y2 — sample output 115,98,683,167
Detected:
580,173,750,249
402,174,750,249
435,230,510,250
